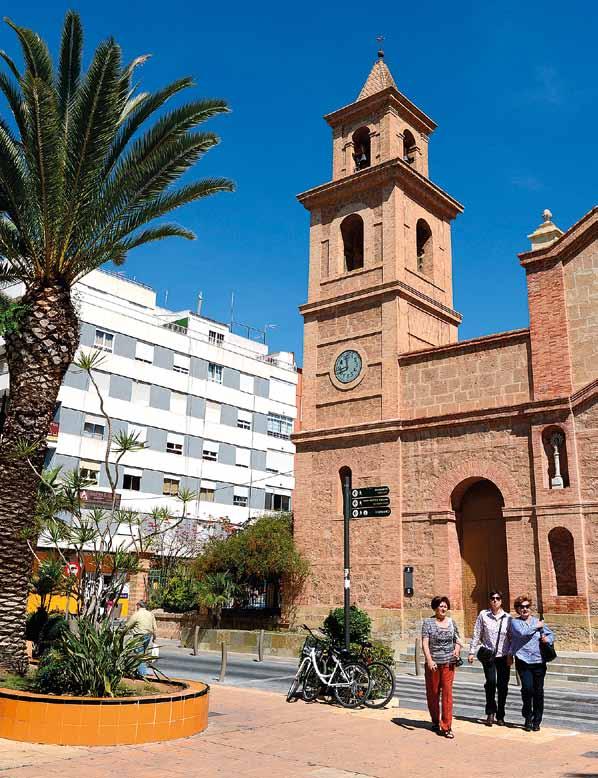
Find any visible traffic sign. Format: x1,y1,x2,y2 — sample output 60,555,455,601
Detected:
351,486,389,498
351,496,390,508
351,507,391,518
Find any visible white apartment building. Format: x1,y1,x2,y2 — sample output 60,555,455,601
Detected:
0,270,299,531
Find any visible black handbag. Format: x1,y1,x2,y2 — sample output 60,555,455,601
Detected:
539,629,557,663
476,614,505,665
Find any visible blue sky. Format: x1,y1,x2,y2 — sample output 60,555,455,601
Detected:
1,1,597,364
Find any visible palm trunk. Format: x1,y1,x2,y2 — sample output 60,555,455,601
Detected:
0,283,78,672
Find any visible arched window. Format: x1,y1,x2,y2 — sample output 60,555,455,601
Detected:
416,219,433,275
352,127,371,171
403,129,416,164
542,426,569,488
341,214,364,272
548,527,578,595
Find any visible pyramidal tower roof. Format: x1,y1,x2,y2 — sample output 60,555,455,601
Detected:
357,51,397,101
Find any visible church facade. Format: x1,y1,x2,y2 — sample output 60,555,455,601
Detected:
292,54,598,648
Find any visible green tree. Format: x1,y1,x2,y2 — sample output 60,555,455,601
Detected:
196,572,239,628
0,12,233,670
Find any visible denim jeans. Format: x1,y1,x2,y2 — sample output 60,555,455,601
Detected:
137,633,152,677
515,658,546,725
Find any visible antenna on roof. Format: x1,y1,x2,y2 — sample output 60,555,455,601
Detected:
164,289,169,306
197,291,203,316
229,291,235,330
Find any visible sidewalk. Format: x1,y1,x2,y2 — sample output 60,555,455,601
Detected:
1,685,597,778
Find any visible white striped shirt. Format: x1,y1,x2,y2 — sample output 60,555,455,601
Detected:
469,610,511,658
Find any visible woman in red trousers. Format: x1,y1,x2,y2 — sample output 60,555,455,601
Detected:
422,595,461,738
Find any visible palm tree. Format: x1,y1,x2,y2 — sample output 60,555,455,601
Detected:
0,12,233,670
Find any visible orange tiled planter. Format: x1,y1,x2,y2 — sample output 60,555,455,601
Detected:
0,679,208,745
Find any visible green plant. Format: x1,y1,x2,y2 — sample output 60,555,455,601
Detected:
36,618,149,697
323,605,372,645
196,572,238,628
30,559,65,611
159,571,200,614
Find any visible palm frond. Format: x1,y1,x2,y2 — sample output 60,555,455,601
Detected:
3,18,53,83
0,49,21,80
0,72,27,137
58,10,82,119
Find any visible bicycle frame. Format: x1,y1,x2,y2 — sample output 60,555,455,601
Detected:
305,646,356,688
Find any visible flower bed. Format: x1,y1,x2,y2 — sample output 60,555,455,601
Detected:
0,678,208,745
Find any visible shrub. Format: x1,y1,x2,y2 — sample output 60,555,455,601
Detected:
36,618,149,697
323,605,372,645
26,609,68,657
159,572,200,613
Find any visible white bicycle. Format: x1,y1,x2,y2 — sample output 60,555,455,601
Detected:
286,625,371,709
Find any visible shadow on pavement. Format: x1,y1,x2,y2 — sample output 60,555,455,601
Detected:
392,715,527,733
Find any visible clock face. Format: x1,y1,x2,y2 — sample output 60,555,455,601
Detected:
334,350,362,384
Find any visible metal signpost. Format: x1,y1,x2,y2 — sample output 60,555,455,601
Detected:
341,479,391,650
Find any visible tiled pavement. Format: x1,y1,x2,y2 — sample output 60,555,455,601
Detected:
1,686,597,777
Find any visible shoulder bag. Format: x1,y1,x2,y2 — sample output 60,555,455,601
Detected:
539,626,557,663
477,614,505,665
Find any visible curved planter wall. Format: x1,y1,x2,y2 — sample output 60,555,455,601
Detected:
0,679,208,746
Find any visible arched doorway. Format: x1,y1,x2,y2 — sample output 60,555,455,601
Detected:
453,479,510,635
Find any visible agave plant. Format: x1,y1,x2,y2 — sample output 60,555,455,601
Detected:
0,12,233,670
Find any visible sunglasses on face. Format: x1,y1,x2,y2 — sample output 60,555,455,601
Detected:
489,597,501,601
518,604,531,610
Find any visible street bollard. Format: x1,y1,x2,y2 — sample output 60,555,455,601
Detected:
193,625,199,656
218,641,227,682
414,637,422,676
257,629,264,662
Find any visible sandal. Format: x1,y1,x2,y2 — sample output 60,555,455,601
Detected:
444,729,454,739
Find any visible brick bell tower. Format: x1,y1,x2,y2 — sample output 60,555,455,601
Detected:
292,51,464,631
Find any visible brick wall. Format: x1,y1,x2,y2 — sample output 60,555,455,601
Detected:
400,333,531,418
564,242,598,391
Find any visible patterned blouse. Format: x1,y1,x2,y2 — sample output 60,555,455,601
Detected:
422,617,460,664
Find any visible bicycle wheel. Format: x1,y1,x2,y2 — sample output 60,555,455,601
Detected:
286,661,307,702
302,665,322,701
333,662,371,709
364,661,396,708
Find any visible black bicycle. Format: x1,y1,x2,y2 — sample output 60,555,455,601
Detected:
352,640,396,709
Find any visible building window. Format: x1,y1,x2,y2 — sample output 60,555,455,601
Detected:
341,214,364,272
403,129,416,164
123,473,141,491
173,353,190,374
240,373,254,393
83,417,105,439
202,442,218,462
132,381,150,406
237,410,252,430
265,492,291,512
548,527,578,596
233,487,248,507
135,341,154,364
205,400,221,424
94,329,114,353
208,363,223,384
267,413,293,439
209,330,225,346
170,391,187,415
163,477,180,496
200,486,215,502
79,461,100,485
236,447,251,468
416,219,433,275
352,126,371,170
166,433,184,455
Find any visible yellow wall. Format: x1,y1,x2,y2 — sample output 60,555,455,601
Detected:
27,594,129,618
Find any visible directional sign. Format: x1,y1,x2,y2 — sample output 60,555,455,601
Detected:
352,496,390,508
351,486,389,498
351,507,391,518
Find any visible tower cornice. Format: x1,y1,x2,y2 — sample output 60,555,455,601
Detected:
324,86,437,136
297,156,463,220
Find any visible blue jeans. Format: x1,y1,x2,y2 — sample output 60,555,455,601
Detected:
515,658,546,725
137,634,152,677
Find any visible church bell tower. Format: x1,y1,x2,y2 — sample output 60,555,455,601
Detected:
297,50,464,432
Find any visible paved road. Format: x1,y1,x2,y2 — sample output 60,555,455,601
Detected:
157,644,598,733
